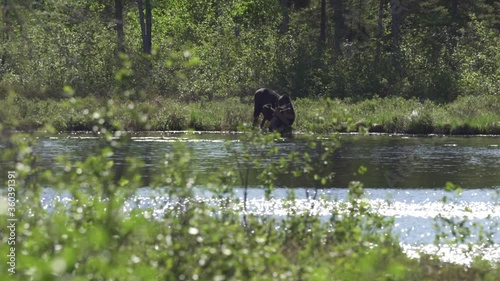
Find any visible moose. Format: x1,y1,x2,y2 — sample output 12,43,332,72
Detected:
252,88,295,133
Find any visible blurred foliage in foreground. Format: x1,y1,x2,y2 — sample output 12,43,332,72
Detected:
1,101,500,280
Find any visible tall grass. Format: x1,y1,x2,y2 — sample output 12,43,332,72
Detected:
1,93,500,135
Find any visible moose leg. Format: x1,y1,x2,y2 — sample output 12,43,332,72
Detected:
253,88,280,128
270,95,295,132
261,104,275,129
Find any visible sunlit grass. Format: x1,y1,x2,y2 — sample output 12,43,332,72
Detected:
1,93,500,134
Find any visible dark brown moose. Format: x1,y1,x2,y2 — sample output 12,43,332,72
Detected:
253,88,295,134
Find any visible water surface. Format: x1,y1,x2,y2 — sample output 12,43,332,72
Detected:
2,132,500,265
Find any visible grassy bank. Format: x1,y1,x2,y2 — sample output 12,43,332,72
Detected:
1,127,499,281
1,93,500,135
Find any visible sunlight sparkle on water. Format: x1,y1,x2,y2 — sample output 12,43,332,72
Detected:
32,186,500,266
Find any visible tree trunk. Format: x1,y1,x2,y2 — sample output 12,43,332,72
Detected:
390,0,400,52
332,0,344,57
320,0,327,47
331,0,345,96
1,0,10,72
138,0,146,51
280,0,289,33
2,0,11,38
115,0,124,53
138,0,152,54
448,0,459,58
451,0,458,19
389,0,405,76
145,0,152,53
375,0,384,62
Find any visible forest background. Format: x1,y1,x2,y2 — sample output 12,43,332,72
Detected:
0,0,499,132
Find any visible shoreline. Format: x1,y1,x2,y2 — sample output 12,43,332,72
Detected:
1,94,499,136
3,130,500,138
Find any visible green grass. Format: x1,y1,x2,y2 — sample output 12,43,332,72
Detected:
1,93,500,134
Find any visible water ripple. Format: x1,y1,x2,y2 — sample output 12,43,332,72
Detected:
17,186,499,266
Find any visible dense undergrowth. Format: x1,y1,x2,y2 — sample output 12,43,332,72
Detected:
0,1,498,102
1,93,500,135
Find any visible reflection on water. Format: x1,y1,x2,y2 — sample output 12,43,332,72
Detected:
19,132,500,188
1,132,500,265
38,185,500,265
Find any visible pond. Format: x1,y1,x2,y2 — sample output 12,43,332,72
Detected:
2,132,500,265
